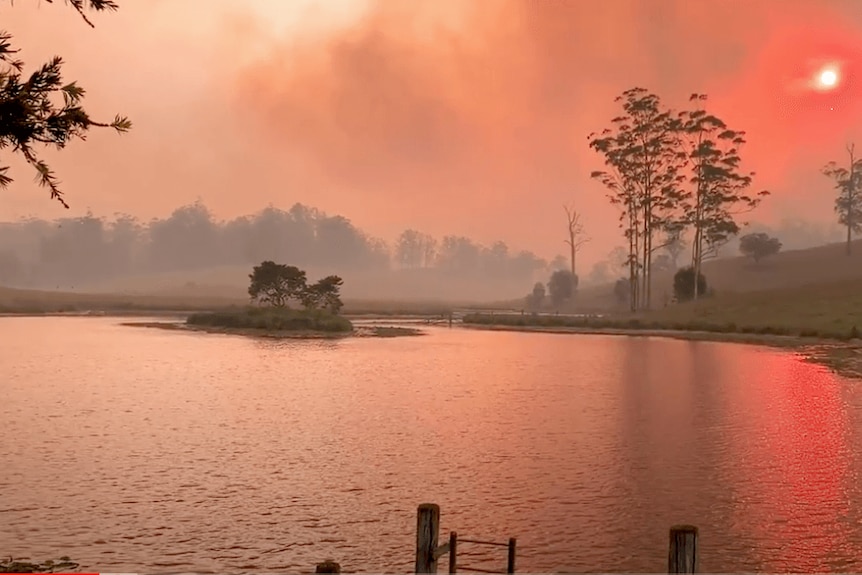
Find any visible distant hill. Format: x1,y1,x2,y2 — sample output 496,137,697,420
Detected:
573,238,862,311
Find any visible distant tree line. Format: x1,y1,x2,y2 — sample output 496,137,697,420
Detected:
0,201,550,289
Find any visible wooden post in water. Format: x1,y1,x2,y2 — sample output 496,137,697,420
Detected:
416,503,441,573
316,560,341,573
448,531,457,573
506,537,516,574
668,525,698,573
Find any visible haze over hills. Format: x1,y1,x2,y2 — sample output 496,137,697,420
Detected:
0,201,554,303
0,194,856,313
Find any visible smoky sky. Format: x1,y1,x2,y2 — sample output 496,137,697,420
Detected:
3,0,862,269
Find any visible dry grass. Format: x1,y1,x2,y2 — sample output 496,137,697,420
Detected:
636,278,862,339
0,285,511,316
466,277,862,341
0,286,244,314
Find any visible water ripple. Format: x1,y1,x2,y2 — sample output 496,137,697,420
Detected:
1,318,862,573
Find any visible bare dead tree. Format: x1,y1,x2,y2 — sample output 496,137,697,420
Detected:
564,205,591,279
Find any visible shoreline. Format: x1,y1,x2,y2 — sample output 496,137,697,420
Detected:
122,321,425,339
460,322,862,379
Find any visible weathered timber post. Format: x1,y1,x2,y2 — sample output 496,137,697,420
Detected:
316,560,341,573
448,531,457,573
416,503,441,573
506,537,516,574
668,525,698,573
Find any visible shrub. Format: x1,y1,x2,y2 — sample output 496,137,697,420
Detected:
187,307,353,333
673,266,708,302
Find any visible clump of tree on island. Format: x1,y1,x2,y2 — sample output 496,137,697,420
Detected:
186,261,352,334
247,260,344,313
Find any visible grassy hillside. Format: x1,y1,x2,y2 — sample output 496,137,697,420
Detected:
472,238,862,340
571,238,862,312
638,278,862,339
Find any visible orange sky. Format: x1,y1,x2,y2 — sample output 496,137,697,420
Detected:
3,0,862,268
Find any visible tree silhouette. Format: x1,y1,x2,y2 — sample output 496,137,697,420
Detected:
739,232,782,264
822,144,862,256
563,205,590,278
589,88,685,311
0,0,130,208
248,261,307,308
547,269,575,307
678,94,767,298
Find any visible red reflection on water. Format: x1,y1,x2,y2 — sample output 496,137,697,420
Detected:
727,352,856,571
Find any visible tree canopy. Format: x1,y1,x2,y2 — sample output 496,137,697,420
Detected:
738,232,782,264
547,269,576,307
822,144,862,256
1,0,130,208
248,261,307,308
248,260,344,314
589,88,767,310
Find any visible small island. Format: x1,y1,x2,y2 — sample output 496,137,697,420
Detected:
127,261,423,339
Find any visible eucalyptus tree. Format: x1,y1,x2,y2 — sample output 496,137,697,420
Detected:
677,94,768,299
822,144,862,256
588,87,685,310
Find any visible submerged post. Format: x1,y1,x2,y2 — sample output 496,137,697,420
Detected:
449,531,457,574
416,503,441,573
668,525,698,573
316,560,341,573
506,537,516,574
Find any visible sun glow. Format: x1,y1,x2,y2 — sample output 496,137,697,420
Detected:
815,66,840,90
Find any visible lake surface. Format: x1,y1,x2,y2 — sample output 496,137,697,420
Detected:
2,317,862,573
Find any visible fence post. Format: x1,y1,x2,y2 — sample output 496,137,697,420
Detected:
449,531,457,574
668,525,698,573
416,503,441,574
506,537,516,574
316,560,341,573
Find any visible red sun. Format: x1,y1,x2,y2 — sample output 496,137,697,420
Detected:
814,66,840,90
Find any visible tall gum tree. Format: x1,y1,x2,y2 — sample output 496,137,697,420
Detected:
677,94,768,299
0,0,130,208
822,144,862,256
589,88,685,310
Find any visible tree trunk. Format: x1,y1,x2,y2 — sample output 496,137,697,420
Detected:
848,153,855,256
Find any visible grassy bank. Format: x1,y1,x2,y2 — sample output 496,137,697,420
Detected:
0,286,493,317
187,307,354,333
462,311,859,341
125,310,427,339
0,286,244,315
466,278,862,342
